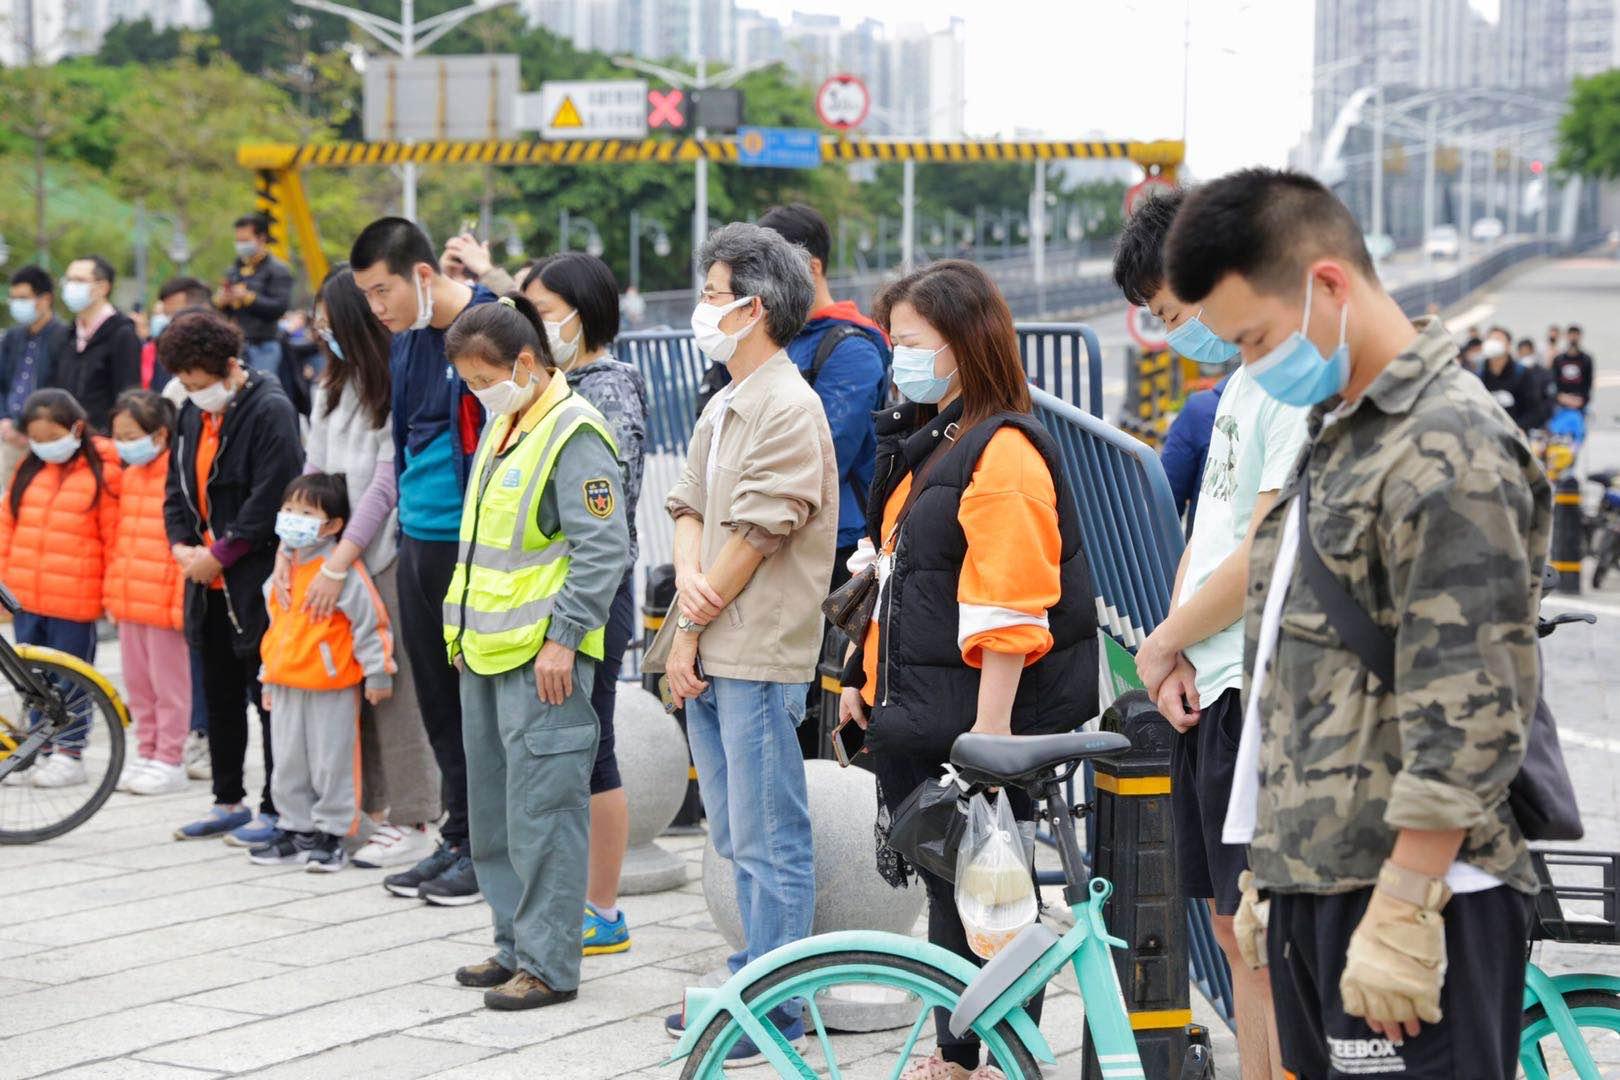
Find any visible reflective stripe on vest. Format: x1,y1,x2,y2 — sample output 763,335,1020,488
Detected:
443,396,617,675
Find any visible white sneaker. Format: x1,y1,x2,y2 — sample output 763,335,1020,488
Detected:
31,755,87,788
184,732,211,780
128,761,188,795
352,822,435,869
117,756,153,792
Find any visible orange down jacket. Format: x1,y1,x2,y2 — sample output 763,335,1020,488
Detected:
104,450,184,631
0,438,121,623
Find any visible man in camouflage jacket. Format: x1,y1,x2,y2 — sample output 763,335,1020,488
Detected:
1165,167,1550,1080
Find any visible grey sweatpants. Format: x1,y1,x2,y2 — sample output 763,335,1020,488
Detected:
462,655,597,992
269,685,361,837
358,560,442,826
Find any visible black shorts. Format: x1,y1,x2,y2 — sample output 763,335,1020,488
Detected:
1170,686,1248,915
587,571,636,795
1269,886,1532,1080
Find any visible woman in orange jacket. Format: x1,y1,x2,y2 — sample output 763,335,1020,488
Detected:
106,389,191,796
0,388,121,788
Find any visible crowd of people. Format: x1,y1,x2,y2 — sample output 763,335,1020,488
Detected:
0,169,1565,1079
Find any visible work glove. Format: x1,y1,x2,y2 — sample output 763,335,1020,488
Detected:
1232,870,1269,969
1339,861,1451,1028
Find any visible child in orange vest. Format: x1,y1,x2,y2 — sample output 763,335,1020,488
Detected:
106,389,191,795
0,388,120,788
252,473,394,872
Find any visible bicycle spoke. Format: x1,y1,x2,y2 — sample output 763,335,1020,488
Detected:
805,995,841,1080
889,1003,934,1080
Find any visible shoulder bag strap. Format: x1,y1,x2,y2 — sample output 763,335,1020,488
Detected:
1297,478,1397,691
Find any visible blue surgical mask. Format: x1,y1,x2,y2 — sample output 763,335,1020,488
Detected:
1166,310,1239,365
8,298,37,325
116,435,160,467
30,434,79,465
275,510,325,549
319,328,343,361
1247,275,1350,407
149,313,170,339
892,343,956,404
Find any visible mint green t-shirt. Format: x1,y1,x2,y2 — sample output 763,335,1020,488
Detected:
1180,365,1311,700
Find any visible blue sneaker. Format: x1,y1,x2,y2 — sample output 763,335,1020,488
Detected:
173,804,252,841
722,1010,807,1068
223,813,280,848
582,903,631,956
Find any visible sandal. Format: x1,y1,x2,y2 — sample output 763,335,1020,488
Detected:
898,1055,971,1080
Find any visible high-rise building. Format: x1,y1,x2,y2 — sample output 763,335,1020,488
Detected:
1567,0,1620,78
2,0,209,65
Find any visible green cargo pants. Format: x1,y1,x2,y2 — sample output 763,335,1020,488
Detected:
461,654,598,992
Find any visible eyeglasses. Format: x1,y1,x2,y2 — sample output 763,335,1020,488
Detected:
699,287,738,303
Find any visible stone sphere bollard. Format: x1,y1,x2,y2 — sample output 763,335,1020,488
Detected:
702,759,926,1031
614,687,691,894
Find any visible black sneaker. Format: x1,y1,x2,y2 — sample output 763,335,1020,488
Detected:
418,851,483,907
305,832,347,873
248,830,316,866
383,841,459,898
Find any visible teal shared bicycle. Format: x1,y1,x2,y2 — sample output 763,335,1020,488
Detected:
1520,848,1620,1079
669,729,1145,1079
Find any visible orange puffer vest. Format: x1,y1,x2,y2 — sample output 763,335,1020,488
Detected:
104,450,184,631
0,438,121,623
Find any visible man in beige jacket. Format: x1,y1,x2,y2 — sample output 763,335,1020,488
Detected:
660,222,837,1064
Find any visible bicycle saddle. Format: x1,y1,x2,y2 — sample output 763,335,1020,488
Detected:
1588,469,1617,488
949,731,1130,787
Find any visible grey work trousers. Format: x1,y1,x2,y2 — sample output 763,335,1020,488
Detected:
268,685,361,837
358,560,443,826
461,654,597,992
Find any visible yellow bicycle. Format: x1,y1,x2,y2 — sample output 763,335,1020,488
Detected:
0,583,130,843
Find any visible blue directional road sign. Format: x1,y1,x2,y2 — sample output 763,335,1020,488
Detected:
737,126,823,169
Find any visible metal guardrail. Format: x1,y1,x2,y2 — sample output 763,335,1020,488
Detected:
1390,233,1609,316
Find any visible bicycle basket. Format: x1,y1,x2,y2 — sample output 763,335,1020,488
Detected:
1529,849,1619,945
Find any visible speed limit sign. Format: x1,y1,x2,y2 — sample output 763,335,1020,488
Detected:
816,74,871,131
1127,304,1169,352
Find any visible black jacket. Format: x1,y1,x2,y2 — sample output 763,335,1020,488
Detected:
1481,359,1551,431
856,400,1099,762
164,370,304,657
0,318,71,423
55,309,142,432
223,253,294,344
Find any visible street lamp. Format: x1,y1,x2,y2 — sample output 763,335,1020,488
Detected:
292,0,518,222
133,204,190,303
558,210,604,259
0,233,10,269
628,209,671,293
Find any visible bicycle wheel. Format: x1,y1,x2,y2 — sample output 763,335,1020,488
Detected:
1593,531,1619,589
1520,990,1620,1080
0,654,125,844
680,950,1043,1079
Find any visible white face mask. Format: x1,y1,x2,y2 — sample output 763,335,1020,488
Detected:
691,295,758,365
410,271,433,331
470,358,536,415
30,433,79,465
545,309,581,368
187,375,234,415
62,281,94,314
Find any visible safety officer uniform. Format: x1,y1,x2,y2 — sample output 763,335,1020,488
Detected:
444,371,628,1000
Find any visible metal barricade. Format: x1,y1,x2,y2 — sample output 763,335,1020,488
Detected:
1018,323,1105,419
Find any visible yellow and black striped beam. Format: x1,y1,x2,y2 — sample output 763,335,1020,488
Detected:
239,136,1184,172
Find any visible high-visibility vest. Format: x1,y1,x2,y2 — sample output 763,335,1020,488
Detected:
443,390,617,676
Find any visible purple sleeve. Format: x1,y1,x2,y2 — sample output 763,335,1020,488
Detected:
341,455,397,554
209,536,254,569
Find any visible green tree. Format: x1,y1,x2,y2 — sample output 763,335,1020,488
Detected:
0,62,100,265
96,18,183,65
1558,68,1620,179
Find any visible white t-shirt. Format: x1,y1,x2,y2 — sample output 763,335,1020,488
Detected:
1225,483,1500,894
1179,367,1310,700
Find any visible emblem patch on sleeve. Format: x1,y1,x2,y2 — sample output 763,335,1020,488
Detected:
583,478,615,519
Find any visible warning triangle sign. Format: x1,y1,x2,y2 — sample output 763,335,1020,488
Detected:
551,95,584,129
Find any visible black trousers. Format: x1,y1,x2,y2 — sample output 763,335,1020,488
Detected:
201,590,272,813
798,544,857,760
586,569,636,794
1269,885,1532,1079
397,535,469,850
879,751,1044,1070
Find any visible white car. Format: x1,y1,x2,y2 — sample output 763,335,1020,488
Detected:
1364,233,1396,261
1471,217,1504,242
1424,226,1460,259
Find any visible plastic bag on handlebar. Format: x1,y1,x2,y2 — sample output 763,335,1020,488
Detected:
955,790,1037,959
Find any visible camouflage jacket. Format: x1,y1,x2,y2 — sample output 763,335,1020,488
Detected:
568,354,648,567
1244,318,1550,895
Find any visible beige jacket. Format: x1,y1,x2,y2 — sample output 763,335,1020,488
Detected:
656,349,838,683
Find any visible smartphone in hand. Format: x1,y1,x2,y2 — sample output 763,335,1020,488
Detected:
830,715,866,767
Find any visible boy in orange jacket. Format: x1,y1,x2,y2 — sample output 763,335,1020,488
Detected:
251,473,394,872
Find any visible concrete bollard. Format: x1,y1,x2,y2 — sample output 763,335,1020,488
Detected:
1085,689,1193,1080
1552,475,1584,595
641,563,704,829
614,688,692,894
701,759,925,1030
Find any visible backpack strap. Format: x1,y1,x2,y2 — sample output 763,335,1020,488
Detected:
806,324,864,389
1297,479,1397,692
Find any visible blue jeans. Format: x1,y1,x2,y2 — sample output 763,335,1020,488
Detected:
14,610,96,752
244,339,282,375
683,676,814,974
188,645,207,733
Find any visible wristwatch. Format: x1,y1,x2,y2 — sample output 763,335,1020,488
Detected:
675,613,703,634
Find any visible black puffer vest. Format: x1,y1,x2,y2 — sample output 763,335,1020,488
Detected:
857,400,1100,762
